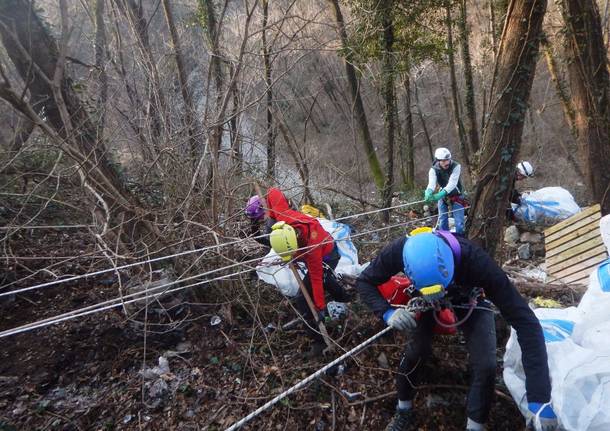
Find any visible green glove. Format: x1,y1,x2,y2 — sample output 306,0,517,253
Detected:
424,189,433,202
432,190,448,202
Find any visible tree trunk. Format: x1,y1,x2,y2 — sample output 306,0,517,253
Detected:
445,4,470,176
262,0,275,178
488,0,498,62
381,0,396,222
413,78,435,162
467,0,547,254
94,0,108,141
328,0,385,192
458,0,480,157
161,0,199,163
540,33,577,138
400,72,415,190
113,0,168,148
561,0,610,214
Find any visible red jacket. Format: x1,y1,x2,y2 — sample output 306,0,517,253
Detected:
266,188,334,310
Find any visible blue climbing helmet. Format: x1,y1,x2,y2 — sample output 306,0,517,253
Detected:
403,232,455,291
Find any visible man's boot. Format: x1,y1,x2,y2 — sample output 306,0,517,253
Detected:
385,408,414,431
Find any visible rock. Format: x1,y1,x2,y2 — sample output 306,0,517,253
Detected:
519,231,542,244
425,394,450,408
377,352,389,369
518,243,531,260
504,226,520,245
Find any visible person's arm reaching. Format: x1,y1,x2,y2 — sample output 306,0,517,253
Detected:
356,238,406,319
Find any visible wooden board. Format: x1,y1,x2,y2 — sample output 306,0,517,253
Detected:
545,204,608,286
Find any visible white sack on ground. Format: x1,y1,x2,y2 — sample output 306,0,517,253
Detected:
256,219,363,297
503,257,610,431
513,187,580,225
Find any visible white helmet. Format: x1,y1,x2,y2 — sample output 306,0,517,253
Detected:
434,147,452,161
516,161,534,177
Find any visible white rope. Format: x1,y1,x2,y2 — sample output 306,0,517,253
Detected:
0,224,94,230
335,199,425,222
0,205,462,339
0,234,268,298
0,268,253,338
224,326,392,431
1,199,425,297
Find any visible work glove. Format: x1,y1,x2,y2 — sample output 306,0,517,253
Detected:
424,189,434,202
431,189,448,202
383,308,417,332
526,402,558,431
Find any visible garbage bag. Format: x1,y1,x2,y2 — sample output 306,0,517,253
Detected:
513,187,580,225
503,257,610,430
256,219,363,297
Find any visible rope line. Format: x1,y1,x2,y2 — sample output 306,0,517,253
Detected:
224,326,392,431
0,206,466,338
1,199,425,298
0,268,253,338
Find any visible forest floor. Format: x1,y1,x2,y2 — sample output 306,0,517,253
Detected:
0,210,572,431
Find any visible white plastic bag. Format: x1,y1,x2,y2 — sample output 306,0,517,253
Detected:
503,257,610,430
514,187,580,225
256,219,363,297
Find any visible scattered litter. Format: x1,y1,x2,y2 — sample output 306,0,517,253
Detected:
377,352,389,369
123,414,133,424
264,323,276,332
140,356,171,380
210,315,222,326
341,389,362,402
531,297,562,308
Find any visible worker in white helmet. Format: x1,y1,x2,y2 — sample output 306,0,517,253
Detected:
512,161,535,205
507,161,535,221
424,148,467,234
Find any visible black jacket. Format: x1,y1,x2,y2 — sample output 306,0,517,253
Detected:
250,218,276,247
356,235,552,403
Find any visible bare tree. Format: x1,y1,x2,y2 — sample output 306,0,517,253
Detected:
94,0,108,140
457,0,480,157
445,3,470,176
328,0,385,191
380,0,396,221
262,0,275,178
0,0,155,247
467,0,547,253
161,0,200,162
560,0,610,214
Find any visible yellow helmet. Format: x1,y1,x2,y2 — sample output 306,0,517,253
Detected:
408,226,433,236
270,221,298,262
301,204,325,219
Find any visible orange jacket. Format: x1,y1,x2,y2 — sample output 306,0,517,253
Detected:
266,188,334,310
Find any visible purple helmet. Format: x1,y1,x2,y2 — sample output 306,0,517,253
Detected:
245,195,264,220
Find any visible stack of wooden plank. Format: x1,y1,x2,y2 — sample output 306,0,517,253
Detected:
545,204,608,285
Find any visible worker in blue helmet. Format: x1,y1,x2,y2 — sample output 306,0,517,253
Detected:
356,232,557,431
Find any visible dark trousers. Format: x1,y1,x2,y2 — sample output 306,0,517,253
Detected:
396,302,497,423
293,246,350,342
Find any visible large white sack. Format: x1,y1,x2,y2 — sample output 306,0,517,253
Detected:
503,257,610,430
256,219,364,297
514,187,580,225
600,215,610,254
